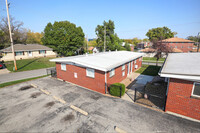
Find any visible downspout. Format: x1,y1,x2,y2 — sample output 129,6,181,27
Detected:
105,72,107,94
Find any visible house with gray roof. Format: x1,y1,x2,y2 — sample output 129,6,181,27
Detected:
0,44,57,61
159,53,200,121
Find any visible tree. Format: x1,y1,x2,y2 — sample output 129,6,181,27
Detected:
0,16,27,49
42,21,85,56
124,43,131,51
26,30,43,44
146,26,176,41
95,20,122,51
142,38,149,42
132,37,142,47
187,36,199,43
152,38,172,65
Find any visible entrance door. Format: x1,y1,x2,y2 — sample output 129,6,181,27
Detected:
28,51,32,56
131,61,133,73
127,62,130,75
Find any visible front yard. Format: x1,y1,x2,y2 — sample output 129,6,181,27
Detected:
136,65,161,76
5,57,56,72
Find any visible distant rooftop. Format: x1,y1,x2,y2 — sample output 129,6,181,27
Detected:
50,51,143,72
160,53,200,81
162,37,194,43
0,44,52,52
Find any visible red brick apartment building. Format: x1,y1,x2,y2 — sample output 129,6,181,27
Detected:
161,37,195,53
50,51,143,94
160,53,200,120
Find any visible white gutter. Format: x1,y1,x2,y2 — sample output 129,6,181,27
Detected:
160,73,200,81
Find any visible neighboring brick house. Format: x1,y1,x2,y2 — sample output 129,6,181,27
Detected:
51,51,143,94
159,53,200,120
161,37,195,53
0,44,57,61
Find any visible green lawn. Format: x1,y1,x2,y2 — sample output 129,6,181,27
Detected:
136,65,161,76
5,57,56,72
0,75,48,88
142,57,165,62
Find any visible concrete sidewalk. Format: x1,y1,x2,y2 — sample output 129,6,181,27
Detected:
0,68,48,84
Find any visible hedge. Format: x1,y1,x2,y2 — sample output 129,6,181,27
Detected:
109,83,125,97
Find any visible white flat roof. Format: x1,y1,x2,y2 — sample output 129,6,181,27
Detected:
160,53,200,81
50,51,144,72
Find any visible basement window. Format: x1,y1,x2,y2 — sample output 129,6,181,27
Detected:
191,82,200,98
86,68,95,78
61,63,66,71
109,69,115,77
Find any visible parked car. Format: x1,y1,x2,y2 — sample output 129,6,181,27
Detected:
0,63,4,69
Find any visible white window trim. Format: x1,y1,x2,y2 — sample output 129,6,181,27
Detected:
61,63,66,71
191,82,200,98
109,69,115,77
86,68,95,78
134,60,137,63
122,64,125,71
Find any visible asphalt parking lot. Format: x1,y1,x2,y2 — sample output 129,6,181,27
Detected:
0,77,200,132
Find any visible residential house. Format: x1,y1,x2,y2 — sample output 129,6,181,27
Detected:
161,37,195,53
121,42,134,51
137,41,152,49
159,53,200,120
88,46,99,53
0,44,57,61
50,51,143,94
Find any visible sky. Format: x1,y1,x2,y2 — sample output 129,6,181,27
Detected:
0,0,200,39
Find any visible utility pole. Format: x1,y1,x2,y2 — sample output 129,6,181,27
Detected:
86,35,88,53
5,0,17,70
197,32,200,52
104,26,106,52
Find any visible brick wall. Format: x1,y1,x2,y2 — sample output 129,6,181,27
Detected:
56,63,105,94
107,57,142,85
163,42,194,53
56,56,143,94
166,78,200,120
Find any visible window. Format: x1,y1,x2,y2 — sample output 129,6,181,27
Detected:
192,82,200,98
122,65,125,71
135,65,138,69
74,73,77,78
61,63,66,71
15,51,23,56
134,60,137,63
86,68,95,78
122,71,125,77
109,69,115,77
39,50,46,54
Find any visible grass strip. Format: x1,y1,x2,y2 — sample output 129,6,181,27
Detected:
135,65,161,76
0,75,48,88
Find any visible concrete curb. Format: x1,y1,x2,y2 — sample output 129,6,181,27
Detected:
31,84,38,88
53,96,66,104
114,126,127,133
70,105,88,116
40,89,50,95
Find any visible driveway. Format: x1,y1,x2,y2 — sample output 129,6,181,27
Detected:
0,68,48,84
0,77,199,132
